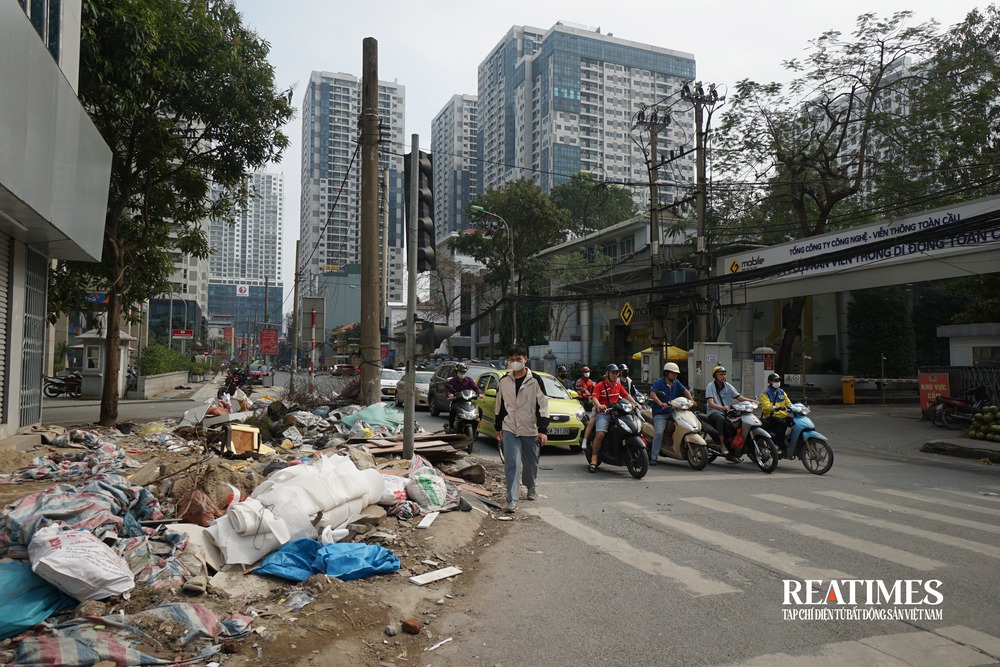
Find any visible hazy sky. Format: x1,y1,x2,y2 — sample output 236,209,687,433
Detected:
229,0,984,312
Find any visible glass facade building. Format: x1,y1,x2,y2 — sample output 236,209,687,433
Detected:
431,94,479,238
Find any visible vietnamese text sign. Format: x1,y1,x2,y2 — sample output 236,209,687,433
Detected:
260,329,279,355
919,372,950,411
172,329,193,340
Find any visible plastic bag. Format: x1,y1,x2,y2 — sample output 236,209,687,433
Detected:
0,561,75,640
312,542,399,581
177,489,223,527
405,470,448,509
379,475,408,504
254,538,322,582
28,526,135,601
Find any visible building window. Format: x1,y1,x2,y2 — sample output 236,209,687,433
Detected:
86,345,101,370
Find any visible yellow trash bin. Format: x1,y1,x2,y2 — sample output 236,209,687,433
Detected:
841,376,855,405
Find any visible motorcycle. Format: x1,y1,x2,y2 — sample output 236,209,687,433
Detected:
643,396,710,470
218,367,254,399
43,372,82,398
697,400,780,473
929,385,991,430
126,366,138,394
777,403,835,475
583,399,649,479
445,388,481,454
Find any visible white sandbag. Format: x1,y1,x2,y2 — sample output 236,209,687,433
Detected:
360,467,385,506
207,515,283,566
227,498,291,544
315,497,364,531
406,472,448,510
28,525,135,601
379,474,408,505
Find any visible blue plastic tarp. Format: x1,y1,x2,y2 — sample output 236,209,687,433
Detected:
0,561,76,640
255,539,399,582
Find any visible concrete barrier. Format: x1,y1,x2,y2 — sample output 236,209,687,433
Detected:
133,371,190,399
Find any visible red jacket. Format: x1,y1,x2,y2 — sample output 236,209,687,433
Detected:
574,377,596,398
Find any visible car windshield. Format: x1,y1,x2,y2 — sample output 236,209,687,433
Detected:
415,372,433,383
381,370,403,381
538,375,571,399
250,364,267,372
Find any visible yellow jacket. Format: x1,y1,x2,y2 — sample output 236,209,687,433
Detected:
760,386,793,419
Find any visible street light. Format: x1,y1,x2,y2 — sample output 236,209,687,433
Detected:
470,205,517,345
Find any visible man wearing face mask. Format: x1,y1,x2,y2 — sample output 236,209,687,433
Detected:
588,364,642,472
445,363,482,431
556,365,574,390
494,345,549,512
760,372,793,453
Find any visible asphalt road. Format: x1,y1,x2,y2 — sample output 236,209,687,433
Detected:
420,405,1000,667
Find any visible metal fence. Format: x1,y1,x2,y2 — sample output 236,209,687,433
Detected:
919,366,1000,406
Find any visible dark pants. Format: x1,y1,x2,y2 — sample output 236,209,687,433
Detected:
763,416,789,451
706,413,733,447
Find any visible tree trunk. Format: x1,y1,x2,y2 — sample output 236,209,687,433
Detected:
99,288,122,426
775,295,807,377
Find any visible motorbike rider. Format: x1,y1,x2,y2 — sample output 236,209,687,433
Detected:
588,364,642,473
619,364,639,398
557,365,574,391
705,365,752,456
760,372,794,453
445,363,482,430
574,365,595,402
649,362,694,465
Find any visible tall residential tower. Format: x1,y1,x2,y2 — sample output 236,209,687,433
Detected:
431,94,479,238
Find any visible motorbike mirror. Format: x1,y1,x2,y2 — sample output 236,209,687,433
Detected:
485,388,497,397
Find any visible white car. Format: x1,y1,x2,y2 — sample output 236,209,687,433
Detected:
380,369,403,402
395,371,433,409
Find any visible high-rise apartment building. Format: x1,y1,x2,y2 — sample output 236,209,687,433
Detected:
300,72,406,303
431,94,479,238
478,23,697,207
207,170,284,341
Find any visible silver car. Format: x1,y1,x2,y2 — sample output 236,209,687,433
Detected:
395,371,433,409
380,369,403,402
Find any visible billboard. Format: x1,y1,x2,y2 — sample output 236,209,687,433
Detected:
260,329,279,355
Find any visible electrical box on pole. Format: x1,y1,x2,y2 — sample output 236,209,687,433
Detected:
404,151,435,273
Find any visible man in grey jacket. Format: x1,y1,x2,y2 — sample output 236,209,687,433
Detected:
494,344,550,513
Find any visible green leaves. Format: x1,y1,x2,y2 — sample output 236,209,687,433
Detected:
549,172,638,235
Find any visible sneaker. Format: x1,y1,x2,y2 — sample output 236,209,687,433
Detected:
526,487,537,501
505,501,518,513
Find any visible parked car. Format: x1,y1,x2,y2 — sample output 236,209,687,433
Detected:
395,371,434,409
380,369,403,401
248,363,272,384
427,361,494,416
332,364,358,376
474,369,586,452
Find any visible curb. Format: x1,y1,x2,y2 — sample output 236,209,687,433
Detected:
921,440,1000,463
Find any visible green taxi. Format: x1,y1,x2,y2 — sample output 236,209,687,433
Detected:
474,369,587,451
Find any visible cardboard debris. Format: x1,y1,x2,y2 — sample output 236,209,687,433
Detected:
203,411,253,428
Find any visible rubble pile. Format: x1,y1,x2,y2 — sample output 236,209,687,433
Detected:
0,388,509,666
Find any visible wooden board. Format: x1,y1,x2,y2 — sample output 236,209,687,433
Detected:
409,566,462,586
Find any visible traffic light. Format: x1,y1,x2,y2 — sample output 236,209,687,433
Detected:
416,322,456,354
404,150,436,273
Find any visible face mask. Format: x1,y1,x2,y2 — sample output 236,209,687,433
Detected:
770,382,780,389
583,372,590,378
510,361,525,372
457,373,466,379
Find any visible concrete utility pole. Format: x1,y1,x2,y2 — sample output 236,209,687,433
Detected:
635,108,671,286
359,37,381,405
290,240,301,388
403,134,419,459
381,167,390,336
682,81,723,343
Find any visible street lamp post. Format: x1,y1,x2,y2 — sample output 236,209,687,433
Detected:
470,205,516,345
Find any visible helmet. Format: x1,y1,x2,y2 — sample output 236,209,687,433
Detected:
581,366,590,373
619,364,629,373
767,372,781,383
557,365,567,373
605,363,620,373
455,363,468,373
663,362,681,374
712,365,727,377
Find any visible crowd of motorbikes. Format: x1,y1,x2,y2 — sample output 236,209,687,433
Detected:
577,390,834,480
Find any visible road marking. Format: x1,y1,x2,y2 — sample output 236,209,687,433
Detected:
928,487,1000,503
873,488,1000,518
816,491,1000,536
713,626,1000,666
543,472,800,484
682,496,944,571
755,493,1000,561
618,501,854,581
528,506,739,597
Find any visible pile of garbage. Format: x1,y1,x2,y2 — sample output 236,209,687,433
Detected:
0,389,501,665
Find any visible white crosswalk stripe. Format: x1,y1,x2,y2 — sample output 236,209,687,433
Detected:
681,496,946,571
753,493,1000,560
816,490,1000,535
873,488,1000,517
618,501,855,580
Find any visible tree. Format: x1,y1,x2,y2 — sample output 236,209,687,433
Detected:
418,256,472,325
848,286,916,376
449,179,572,348
48,0,293,425
550,172,638,236
714,11,940,375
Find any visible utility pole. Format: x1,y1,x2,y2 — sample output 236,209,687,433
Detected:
359,37,381,405
681,81,723,343
403,134,419,459
290,240,301,389
263,276,270,367
634,108,670,285
381,167,390,336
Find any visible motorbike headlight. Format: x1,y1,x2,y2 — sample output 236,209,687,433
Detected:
576,407,586,422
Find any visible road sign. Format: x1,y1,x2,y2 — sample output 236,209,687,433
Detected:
620,302,634,326
260,329,279,355
172,329,193,340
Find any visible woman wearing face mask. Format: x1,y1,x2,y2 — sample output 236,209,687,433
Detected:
759,372,794,453
445,363,483,431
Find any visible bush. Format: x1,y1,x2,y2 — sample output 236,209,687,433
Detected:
191,362,209,376
139,345,192,376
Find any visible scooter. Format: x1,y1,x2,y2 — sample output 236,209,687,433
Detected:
930,385,991,430
43,372,82,398
697,400,780,473
584,400,649,479
445,388,481,454
644,397,710,470
218,367,254,399
778,403,834,475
